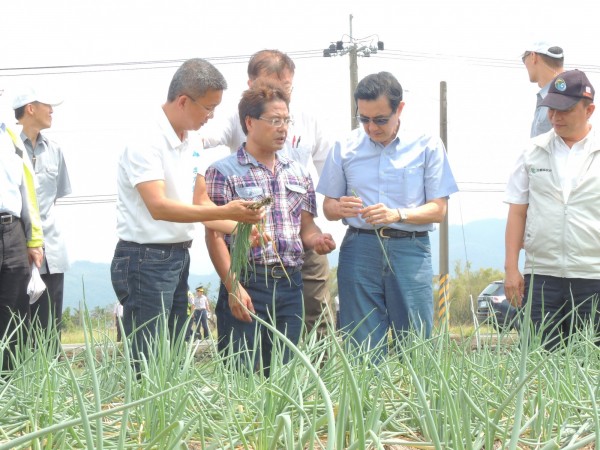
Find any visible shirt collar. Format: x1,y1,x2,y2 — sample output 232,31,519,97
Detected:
236,144,292,167
157,107,187,150
19,130,48,148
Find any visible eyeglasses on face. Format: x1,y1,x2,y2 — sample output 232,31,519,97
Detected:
185,94,216,117
257,116,294,127
521,52,532,64
356,112,395,126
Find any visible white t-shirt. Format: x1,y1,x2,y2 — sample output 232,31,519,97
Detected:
193,294,209,310
115,108,195,244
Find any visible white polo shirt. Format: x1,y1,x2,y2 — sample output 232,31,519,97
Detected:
115,108,195,244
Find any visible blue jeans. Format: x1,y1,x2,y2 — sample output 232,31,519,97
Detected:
110,240,191,362
524,274,600,349
338,229,433,353
219,267,303,376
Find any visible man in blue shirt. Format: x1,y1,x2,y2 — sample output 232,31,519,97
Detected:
318,72,458,354
521,41,564,137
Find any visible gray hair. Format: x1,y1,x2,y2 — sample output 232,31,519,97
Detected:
167,58,227,102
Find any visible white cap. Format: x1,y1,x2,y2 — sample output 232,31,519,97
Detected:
524,41,564,59
12,87,63,110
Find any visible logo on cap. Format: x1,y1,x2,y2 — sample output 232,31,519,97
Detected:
555,78,567,92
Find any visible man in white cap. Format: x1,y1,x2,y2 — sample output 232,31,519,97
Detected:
0,88,44,372
13,88,71,337
505,69,598,349
521,41,564,137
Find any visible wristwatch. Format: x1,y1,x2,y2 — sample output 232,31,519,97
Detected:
397,208,408,223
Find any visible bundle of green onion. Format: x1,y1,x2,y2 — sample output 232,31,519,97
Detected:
227,197,273,297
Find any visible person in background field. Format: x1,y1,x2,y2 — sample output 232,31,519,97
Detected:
13,88,72,337
113,301,123,342
202,82,335,376
317,72,458,356
505,69,600,349
521,41,564,137
110,58,266,367
0,87,44,373
190,285,211,339
200,49,334,342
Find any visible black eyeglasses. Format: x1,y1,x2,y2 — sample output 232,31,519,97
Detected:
521,52,531,64
356,112,395,126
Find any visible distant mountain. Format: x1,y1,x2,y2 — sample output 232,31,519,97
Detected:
65,218,507,309
64,261,117,311
432,218,507,273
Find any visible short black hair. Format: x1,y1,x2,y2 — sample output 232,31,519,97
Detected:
354,72,403,111
238,81,290,135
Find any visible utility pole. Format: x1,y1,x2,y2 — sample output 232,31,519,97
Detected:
323,14,384,130
438,81,450,327
348,15,359,130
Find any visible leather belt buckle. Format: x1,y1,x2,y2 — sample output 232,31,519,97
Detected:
0,215,14,225
270,265,287,279
378,227,391,239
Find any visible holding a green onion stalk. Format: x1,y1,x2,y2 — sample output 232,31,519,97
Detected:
318,72,458,357
111,59,267,371
202,82,336,376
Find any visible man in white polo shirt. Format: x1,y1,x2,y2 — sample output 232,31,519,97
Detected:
110,59,265,364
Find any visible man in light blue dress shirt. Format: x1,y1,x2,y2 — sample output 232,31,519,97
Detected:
318,72,458,354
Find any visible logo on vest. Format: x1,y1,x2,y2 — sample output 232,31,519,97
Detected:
530,167,552,174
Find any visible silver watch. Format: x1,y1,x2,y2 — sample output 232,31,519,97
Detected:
398,208,408,223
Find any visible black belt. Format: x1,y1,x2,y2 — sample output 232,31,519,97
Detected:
0,214,18,225
248,264,301,279
118,239,193,249
349,226,428,239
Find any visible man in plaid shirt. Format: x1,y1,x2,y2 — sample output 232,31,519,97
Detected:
201,82,335,375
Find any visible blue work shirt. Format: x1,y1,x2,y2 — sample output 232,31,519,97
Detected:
317,128,458,232
531,82,552,138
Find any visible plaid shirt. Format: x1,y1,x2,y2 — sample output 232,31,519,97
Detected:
206,146,317,268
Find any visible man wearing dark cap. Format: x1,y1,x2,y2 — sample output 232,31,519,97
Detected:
505,69,599,349
521,41,564,137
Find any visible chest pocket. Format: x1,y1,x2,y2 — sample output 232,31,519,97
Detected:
285,183,307,215
234,186,265,201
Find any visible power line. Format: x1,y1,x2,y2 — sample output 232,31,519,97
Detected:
0,50,324,77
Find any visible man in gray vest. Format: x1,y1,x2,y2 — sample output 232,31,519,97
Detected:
505,69,599,349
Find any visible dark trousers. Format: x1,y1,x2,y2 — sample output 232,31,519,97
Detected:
192,309,209,339
30,272,64,334
218,269,303,377
524,274,600,349
0,219,31,372
301,249,333,335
